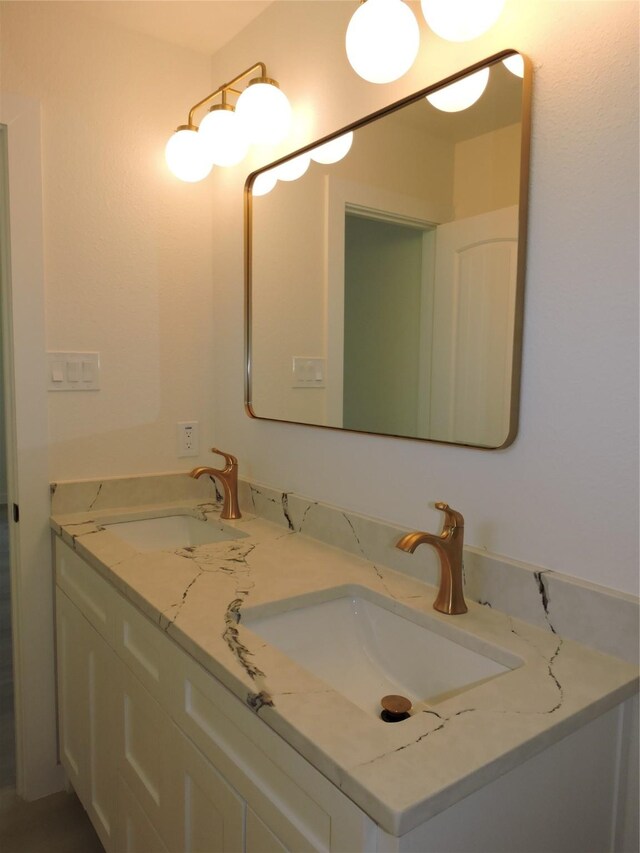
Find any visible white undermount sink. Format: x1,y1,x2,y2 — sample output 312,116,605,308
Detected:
243,588,521,718
103,515,248,551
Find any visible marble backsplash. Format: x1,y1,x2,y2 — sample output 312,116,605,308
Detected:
50,472,639,665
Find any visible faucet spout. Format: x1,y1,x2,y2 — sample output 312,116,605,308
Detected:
189,448,242,520
396,502,467,615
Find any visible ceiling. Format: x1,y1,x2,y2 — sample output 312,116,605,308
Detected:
66,1,274,56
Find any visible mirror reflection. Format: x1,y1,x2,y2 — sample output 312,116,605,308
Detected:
246,52,530,448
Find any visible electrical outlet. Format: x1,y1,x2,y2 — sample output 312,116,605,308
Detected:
177,421,199,457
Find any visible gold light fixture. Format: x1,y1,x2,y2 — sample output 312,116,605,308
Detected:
166,62,292,182
346,0,506,85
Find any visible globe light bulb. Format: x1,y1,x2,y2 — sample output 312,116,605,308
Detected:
502,54,525,78
165,127,212,182
252,169,278,197
198,106,250,167
346,0,420,85
420,0,505,42
426,67,490,112
310,131,354,165
236,78,292,145
274,152,311,182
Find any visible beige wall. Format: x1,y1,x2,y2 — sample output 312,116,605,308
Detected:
209,0,639,596
0,1,637,596
453,122,521,219
1,1,217,480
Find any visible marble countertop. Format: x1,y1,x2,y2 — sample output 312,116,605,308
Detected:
51,497,639,836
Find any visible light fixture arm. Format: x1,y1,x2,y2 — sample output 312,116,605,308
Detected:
186,61,268,128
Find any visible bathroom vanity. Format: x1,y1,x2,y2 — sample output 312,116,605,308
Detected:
51,474,639,853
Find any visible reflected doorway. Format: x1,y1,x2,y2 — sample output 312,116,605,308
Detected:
343,212,435,437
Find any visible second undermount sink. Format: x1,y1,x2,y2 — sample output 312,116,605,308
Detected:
103,515,248,551
243,588,521,718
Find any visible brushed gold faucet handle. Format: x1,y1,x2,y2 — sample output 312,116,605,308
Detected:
434,502,464,530
210,447,238,469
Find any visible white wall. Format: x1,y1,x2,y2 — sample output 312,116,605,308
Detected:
1,1,637,596
0,1,217,480
209,0,639,596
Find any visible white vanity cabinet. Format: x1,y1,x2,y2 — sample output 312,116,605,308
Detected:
54,538,375,853
55,537,636,853
56,553,120,851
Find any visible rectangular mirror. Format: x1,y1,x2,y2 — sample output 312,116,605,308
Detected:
245,51,531,448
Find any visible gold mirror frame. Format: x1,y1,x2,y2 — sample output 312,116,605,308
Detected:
244,50,532,449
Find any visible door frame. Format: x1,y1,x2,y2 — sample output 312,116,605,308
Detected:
1,93,63,798
324,176,442,429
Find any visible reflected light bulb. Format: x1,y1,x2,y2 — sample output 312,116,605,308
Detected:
502,54,525,78
275,152,311,182
236,78,292,145
165,127,212,182
310,131,354,165
346,0,420,84
198,106,250,167
421,0,505,42
426,67,490,112
252,169,278,196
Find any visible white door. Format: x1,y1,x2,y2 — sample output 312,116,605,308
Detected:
429,206,518,447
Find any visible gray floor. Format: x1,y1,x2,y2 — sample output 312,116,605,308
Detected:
0,504,14,788
0,787,105,853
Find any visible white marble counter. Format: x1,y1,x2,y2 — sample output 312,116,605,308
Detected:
50,478,639,836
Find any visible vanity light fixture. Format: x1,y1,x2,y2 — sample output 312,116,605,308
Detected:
426,66,490,112
198,91,250,168
346,0,506,85
165,61,292,182
346,0,420,84
235,76,292,145
420,0,505,42
165,126,213,183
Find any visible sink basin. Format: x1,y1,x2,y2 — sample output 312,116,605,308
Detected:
243,588,520,718
103,515,248,551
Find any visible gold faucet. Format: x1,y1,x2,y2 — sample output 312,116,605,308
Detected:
396,503,467,615
189,448,242,520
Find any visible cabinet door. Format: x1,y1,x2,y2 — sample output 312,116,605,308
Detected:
246,807,289,853
117,663,173,834
118,661,246,853
116,774,169,853
166,726,245,853
56,588,118,852
56,589,90,799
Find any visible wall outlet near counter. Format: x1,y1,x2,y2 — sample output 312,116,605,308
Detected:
177,421,199,457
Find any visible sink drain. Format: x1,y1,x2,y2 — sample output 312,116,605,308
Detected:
380,694,412,723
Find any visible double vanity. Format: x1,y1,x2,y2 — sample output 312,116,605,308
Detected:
50,471,639,853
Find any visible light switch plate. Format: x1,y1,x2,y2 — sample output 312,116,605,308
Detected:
47,352,100,391
292,356,325,388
